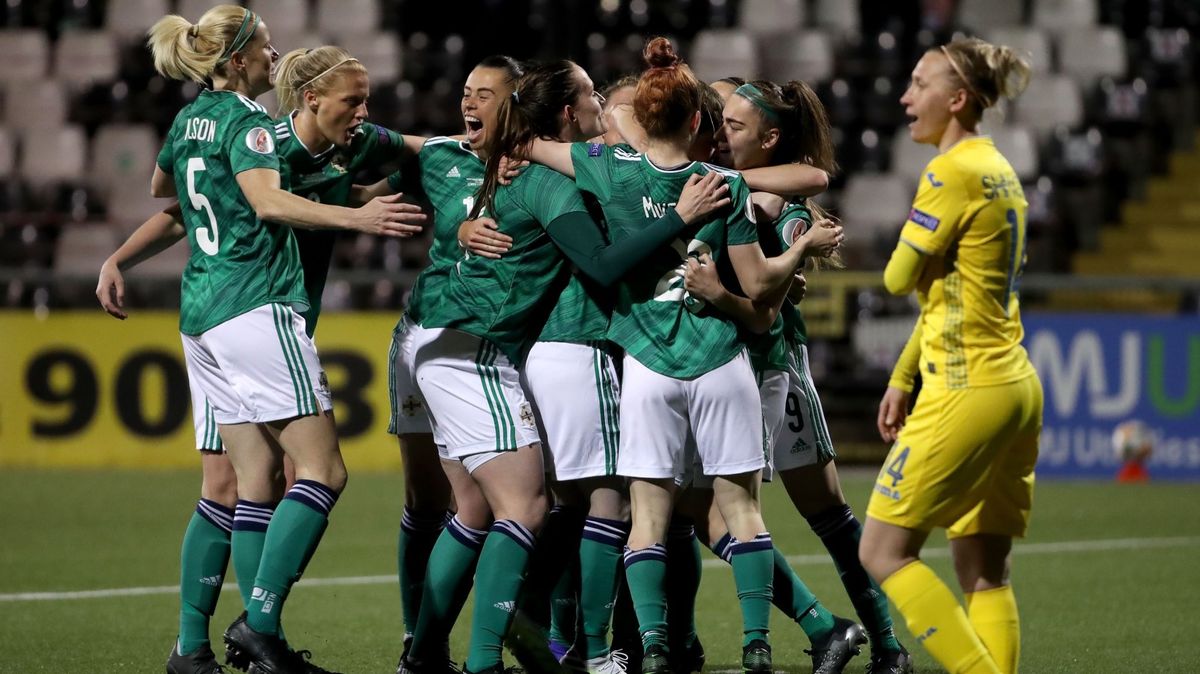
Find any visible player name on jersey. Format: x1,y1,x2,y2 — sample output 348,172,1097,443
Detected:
184,117,216,143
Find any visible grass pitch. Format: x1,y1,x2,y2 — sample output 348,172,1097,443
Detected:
0,468,1196,673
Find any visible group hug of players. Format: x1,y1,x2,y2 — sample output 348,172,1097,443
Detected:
95,4,1044,674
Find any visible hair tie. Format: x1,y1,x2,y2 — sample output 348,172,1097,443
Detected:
511,90,520,104
188,24,199,39
733,83,781,125
939,45,990,108
216,10,260,66
297,57,360,91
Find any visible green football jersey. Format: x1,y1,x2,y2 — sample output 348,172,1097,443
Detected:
777,200,812,346
537,195,613,343
420,164,589,363
569,142,759,378
273,114,405,335
406,137,486,325
740,211,789,373
156,89,306,336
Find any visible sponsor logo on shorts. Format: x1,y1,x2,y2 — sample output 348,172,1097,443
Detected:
518,402,536,429
317,371,330,395
790,437,810,454
245,127,274,154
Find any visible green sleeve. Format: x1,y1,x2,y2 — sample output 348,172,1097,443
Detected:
520,166,589,223
776,201,813,251
569,142,613,201
226,111,281,175
386,170,403,193
725,176,759,246
359,122,405,167
156,117,178,173
545,209,686,287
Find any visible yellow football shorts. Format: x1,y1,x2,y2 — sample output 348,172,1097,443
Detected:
867,373,1043,539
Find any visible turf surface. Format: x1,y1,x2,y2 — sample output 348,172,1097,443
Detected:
0,469,1196,672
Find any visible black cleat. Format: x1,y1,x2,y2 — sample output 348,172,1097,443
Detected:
168,643,228,674
398,636,461,674
741,639,772,674
866,645,914,674
640,645,670,674
223,613,340,674
804,617,867,674
667,636,704,674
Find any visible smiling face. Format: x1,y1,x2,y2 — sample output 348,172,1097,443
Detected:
307,69,370,148
567,64,606,140
462,66,515,151
900,51,962,147
720,93,775,170
236,22,278,98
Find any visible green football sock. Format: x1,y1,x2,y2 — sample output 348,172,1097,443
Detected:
232,500,274,611
665,518,702,650
807,504,901,651
398,507,446,637
178,500,233,654
579,516,630,658
731,534,775,646
773,547,836,643
623,543,669,650
548,558,578,646
464,520,536,673
246,480,338,636
410,516,486,661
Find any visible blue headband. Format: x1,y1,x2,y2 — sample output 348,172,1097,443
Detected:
734,83,781,125
216,10,260,66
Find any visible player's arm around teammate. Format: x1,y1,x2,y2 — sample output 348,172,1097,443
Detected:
857,39,1039,674
143,7,428,671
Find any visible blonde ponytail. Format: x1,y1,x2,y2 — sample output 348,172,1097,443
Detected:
147,4,260,83
273,46,365,115
938,37,1031,112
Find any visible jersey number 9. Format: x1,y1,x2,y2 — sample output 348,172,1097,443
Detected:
186,158,220,256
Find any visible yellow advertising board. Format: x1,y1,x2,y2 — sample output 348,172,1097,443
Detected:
0,311,403,471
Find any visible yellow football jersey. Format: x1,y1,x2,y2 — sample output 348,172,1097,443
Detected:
899,136,1036,389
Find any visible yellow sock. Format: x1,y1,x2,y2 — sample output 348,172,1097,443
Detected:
881,561,1001,674
966,586,1020,674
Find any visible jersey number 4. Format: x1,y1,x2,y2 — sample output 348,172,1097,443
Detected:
186,158,220,256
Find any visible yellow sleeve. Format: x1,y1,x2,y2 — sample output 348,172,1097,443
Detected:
883,239,926,295
888,319,922,393
899,154,969,256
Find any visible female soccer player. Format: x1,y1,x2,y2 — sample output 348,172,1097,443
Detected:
404,58,728,674
98,36,426,672
682,78,913,674
132,7,416,671
520,38,841,673
858,38,1039,674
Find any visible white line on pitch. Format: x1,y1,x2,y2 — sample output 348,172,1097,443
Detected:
3,535,1197,603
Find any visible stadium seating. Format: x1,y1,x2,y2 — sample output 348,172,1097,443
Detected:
103,0,170,43
761,30,835,85
1032,0,1100,36
54,30,120,89
688,29,758,83
986,27,1053,74
0,30,49,83
4,80,68,132
737,0,805,35
959,0,1025,29
1058,25,1128,84
316,0,380,41
248,0,311,36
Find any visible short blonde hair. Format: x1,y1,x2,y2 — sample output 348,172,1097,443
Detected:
147,4,261,83
273,46,367,115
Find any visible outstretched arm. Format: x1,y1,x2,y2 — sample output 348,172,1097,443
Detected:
235,168,425,236
526,138,576,178
740,163,829,198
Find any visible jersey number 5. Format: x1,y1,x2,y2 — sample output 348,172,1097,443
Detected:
186,157,220,256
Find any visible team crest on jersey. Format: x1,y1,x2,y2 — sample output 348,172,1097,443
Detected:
245,127,274,154
330,152,349,174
